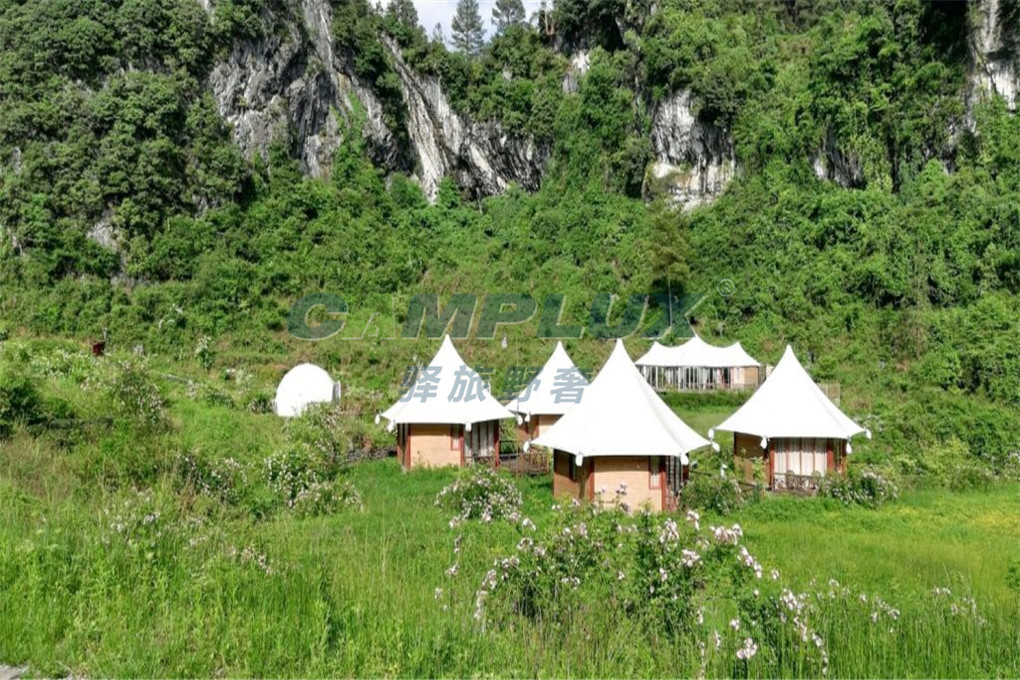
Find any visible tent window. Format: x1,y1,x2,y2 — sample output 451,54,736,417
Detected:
649,457,661,490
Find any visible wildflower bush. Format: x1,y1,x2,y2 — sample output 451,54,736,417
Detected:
284,404,353,476
177,451,251,506
264,444,361,518
289,479,363,518
465,494,831,677
818,467,899,508
105,360,170,432
245,391,274,414
187,380,236,408
435,466,523,526
680,462,763,515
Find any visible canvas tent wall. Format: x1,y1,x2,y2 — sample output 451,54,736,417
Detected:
635,335,761,391
713,345,869,490
505,341,589,442
380,336,513,469
534,339,712,512
274,363,339,417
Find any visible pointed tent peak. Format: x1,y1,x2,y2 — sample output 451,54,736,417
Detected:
772,345,810,378
713,344,864,441
549,340,570,361
533,337,710,461
430,334,468,369
505,340,588,416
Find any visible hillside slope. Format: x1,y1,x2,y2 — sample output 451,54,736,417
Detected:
2,0,1020,470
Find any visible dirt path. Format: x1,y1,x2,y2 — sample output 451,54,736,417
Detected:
0,667,26,680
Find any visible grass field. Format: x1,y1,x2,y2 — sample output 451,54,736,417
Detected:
1,343,1019,677
1,455,1018,678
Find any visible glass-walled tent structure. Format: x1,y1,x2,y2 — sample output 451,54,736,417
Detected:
635,335,761,391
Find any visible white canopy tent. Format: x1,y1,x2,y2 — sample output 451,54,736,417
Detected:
505,341,589,420
274,363,339,418
534,339,712,465
380,335,513,428
713,345,869,488
635,335,762,391
713,345,865,443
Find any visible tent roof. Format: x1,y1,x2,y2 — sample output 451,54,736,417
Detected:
714,345,865,441
380,336,513,426
506,341,589,416
635,335,761,369
634,340,671,366
275,363,336,418
533,339,711,463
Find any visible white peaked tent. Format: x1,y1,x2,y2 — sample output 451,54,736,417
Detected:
274,363,339,418
380,335,512,427
635,335,761,391
505,341,588,418
535,339,712,511
714,346,869,488
634,340,672,367
714,345,865,441
380,336,512,469
535,339,711,464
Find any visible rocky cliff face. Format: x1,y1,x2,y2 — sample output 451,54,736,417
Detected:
381,38,547,201
206,0,399,178
645,91,737,211
810,130,865,189
205,0,545,200
969,0,1019,112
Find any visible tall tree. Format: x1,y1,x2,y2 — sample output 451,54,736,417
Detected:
431,21,445,44
451,0,485,55
492,0,526,34
385,0,419,29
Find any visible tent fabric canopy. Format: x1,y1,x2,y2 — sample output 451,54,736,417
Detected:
274,363,337,418
380,335,513,426
505,341,589,416
635,335,761,369
533,339,711,464
714,345,865,440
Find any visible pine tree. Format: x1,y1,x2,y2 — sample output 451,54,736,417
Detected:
492,0,525,34
431,22,445,44
385,0,419,30
451,0,485,55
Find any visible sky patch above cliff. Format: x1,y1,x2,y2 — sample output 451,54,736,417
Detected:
389,0,544,42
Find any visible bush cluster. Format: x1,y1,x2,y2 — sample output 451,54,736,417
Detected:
435,466,523,526
818,468,899,509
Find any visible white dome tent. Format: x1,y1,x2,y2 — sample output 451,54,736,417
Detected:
274,363,339,418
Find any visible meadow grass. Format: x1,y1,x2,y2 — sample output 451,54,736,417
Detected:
1,454,1017,678
1,344,1018,678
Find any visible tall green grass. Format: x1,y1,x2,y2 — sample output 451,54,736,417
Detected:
1,457,1017,677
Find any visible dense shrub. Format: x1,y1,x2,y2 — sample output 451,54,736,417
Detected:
176,451,251,506
462,496,830,675
283,404,352,475
681,456,764,515
818,468,899,508
435,466,523,526
264,441,361,518
105,360,170,432
0,366,43,438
